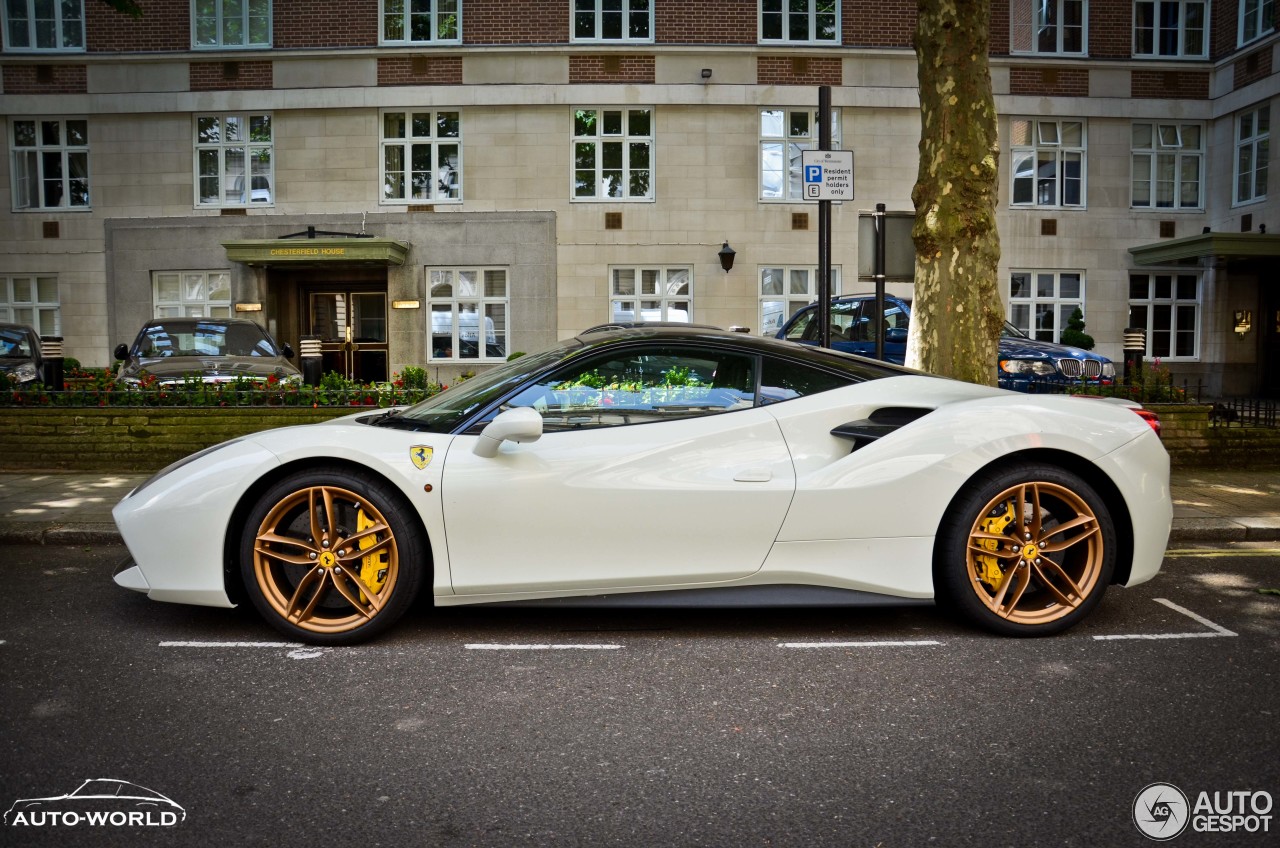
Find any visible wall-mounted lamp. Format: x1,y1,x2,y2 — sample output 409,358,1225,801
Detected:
1234,309,1253,337
700,68,712,80
234,302,263,312
718,241,736,272
392,299,422,310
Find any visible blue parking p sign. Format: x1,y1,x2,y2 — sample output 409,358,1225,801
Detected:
804,165,823,183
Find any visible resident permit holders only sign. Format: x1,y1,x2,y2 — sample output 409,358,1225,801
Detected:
801,150,854,201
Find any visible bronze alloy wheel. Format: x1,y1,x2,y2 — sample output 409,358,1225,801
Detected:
964,480,1104,626
252,484,401,635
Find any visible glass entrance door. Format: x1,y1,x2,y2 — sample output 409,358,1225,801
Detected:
308,291,388,382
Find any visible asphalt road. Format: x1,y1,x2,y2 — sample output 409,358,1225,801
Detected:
1,543,1277,848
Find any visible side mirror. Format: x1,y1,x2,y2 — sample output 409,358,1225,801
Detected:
281,343,295,359
472,406,543,458
113,343,129,361
885,328,908,344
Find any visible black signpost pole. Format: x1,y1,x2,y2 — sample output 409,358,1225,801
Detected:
817,85,832,349
874,202,887,362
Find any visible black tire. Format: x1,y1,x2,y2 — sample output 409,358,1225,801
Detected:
934,463,1116,637
240,467,425,645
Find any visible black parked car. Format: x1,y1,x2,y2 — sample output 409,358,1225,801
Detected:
0,322,44,386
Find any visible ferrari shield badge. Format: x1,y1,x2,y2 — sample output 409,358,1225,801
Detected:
410,446,433,470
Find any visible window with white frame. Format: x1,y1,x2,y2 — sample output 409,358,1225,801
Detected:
10,118,89,210
152,271,232,318
193,0,271,48
758,266,841,336
573,0,651,41
1010,118,1085,208
760,108,842,201
573,108,653,201
1239,0,1275,45
0,275,60,336
759,0,838,44
380,0,459,44
1132,122,1203,209
2,0,83,51
1134,1,1207,57
381,110,461,204
1129,272,1199,359
428,268,507,361
609,267,691,324
1010,0,1086,54
1008,271,1084,343
1235,104,1270,205
194,114,273,208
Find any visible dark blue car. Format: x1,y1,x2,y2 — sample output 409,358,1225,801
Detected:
776,294,1115,392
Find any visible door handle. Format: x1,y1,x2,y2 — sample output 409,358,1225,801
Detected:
733,468,772,483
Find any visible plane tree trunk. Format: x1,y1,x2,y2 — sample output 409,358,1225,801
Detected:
907,0,1003,386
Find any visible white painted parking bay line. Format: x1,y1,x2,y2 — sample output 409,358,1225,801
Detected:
465,643,624,651
1093,597,1238,641
779,640,943,648
160,641,305,648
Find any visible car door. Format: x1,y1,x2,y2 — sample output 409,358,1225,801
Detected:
440,343,796,595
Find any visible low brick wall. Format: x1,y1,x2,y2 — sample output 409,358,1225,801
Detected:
1148,404,1280,468
0,407,358,472
2,404,1277,473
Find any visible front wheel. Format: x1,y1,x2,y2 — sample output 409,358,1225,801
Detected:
935,463,1116,637
240,468,425,645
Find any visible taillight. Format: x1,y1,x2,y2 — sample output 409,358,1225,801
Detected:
1133,408,1161,438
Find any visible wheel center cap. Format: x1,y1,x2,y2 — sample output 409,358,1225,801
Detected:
319,551,337,568
1022,543,1040,559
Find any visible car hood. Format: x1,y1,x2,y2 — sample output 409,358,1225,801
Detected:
0,357,38,373
120,356,300,382
998,336,1105,362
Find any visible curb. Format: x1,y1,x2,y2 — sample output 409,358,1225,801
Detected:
0,522,122,545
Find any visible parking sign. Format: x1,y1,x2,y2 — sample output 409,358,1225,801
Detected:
801,150,854,201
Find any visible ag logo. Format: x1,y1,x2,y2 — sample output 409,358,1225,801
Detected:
409,446,433,470
1133,782,1190,841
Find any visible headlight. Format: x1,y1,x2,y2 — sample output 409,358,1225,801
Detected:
1101,362,1116,378
999,359,1058,376
13,363,38,383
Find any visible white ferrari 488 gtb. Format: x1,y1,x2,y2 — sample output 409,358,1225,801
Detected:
113,327,1171,644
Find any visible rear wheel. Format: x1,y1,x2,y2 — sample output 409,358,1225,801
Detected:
935,463,1115,636
240,468,425,645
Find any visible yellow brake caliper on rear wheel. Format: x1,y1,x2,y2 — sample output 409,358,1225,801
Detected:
975,499,1017,591
356,508,389,602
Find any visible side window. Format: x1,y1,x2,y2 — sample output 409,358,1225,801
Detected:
786,308,815,340
829,300,861,341
495,346,757,431
759,357,854,404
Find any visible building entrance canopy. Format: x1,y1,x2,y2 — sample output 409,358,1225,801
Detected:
1128,232,1280,267
222,237,409,267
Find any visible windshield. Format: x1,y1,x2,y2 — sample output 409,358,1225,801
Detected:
1001,321,1030,339
135,321,280,358
379,340,582,433
0,327,36,358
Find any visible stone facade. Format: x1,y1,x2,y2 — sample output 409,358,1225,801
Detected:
0,1,1276,397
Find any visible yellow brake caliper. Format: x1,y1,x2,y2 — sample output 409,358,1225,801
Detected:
975,499,1017,590
356,508,389,602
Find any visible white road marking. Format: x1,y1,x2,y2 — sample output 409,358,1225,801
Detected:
779,640,943,648
464,643,624,651
1092,597,1238,641
159,641,305,648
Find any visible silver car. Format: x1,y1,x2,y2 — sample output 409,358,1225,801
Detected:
114,318,300,386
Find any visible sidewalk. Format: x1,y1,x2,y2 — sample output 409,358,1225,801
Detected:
1,469,1279,546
